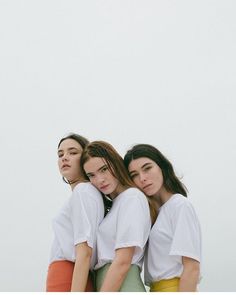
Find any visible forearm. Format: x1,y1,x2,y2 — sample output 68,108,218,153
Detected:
100,260,131,291
71,244,92,292
71,256,90,291
179,267,199,292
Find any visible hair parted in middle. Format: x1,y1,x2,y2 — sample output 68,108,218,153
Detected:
124,143,187,197
124,144,188,225
80,140,134,188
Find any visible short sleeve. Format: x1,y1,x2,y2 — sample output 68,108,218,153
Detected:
169,201,202,262
70,185,101,248
115,193,151,250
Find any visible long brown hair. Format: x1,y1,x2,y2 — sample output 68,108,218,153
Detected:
80,141,134,189
124,144,188,224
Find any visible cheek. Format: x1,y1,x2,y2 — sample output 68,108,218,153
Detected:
156,175,164,187
132,177,140,187
110,175,118,186
89,177,96,185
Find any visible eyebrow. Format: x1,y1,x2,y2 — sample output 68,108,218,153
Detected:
129,162,152,174
58,147,81,153
86,164,108,175
98,164,108,171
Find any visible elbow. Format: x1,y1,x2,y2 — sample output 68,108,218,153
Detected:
78,249,92,260
114,258,132,275
182,257,200,279
194,266,200,280
183,262,200,279
75,244,92,261
190,262,200,275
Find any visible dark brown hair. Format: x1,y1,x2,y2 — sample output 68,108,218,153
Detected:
124,144,188,224
57,133,89,185
58,134,112,216
58,133,89,150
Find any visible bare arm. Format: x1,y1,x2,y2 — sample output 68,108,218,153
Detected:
99,247,135,292
71,242,92,292
179,256,200,292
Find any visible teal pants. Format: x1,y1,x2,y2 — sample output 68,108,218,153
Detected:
95,263,146,292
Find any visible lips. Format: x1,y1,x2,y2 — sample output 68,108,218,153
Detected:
62,164,71,169
143,184,152,191
100,184,109,191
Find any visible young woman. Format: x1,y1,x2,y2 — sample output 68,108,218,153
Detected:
124,144,202,292
46,133,105,292
80,141,151,292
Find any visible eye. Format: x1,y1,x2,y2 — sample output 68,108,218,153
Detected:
101,166,108,173
130,173,138,179
144,165,152,171
70,151,78,155
58,153,63,158
86,173,94,179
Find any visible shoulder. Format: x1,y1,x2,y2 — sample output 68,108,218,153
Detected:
118,187,149,207
122,187,145,197
168,194,191,208
167,194,198,218
74,182,99,193
72,182,103,200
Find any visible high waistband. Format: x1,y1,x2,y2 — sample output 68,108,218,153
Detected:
150,277,180,292
96,263,146,292
46,260,94,292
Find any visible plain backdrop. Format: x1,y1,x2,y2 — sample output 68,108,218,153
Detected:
0,0,235,291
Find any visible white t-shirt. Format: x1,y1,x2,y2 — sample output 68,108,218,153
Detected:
145,194,202,285
49,182,104,270
95,187,151,270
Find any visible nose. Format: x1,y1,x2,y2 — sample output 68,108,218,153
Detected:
139,172,147,183
61,153,69,161
90,173,105,187
96,174,105,184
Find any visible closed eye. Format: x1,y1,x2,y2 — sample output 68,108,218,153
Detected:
70,151,78,155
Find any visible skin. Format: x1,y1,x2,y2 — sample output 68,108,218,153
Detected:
57,139,92,291
128,157,200,292
84,157,135,291
83,157,124,200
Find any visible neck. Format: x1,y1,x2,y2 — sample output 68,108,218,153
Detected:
109,184,126,199
153,188,173,205
64,176,86,190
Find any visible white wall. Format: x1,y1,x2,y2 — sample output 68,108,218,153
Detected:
0,0,235,291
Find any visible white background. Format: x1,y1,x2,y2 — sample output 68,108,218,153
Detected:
0,0,235,291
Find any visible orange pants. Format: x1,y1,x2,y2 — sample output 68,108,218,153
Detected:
46,260,94,292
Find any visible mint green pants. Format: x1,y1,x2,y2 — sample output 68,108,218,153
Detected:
95,263,146,292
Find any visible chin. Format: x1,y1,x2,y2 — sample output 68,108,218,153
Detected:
146,191,157,197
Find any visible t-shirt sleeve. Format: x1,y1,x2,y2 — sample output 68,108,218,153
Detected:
115,194,151,250
70,186,100,248
169,201,202,262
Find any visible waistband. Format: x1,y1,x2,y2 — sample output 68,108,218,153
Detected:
49,260,74,267
46,260,94,292
150,277,180,292
96,263,146,292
